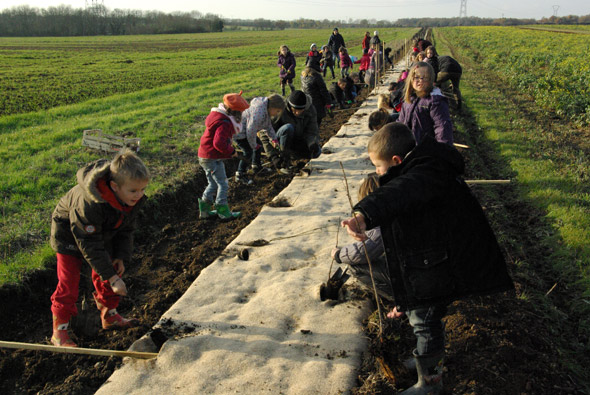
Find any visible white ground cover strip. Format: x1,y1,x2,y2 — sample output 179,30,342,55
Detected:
97,67,403,395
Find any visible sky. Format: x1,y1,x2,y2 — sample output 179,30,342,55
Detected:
1,0,589,21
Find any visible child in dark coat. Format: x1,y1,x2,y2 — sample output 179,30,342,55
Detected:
305,43,322,73
277,45,296,96
320,45,335,79
301,66,332,126
198,91,250,220
50,149,150,347
341,123,513,394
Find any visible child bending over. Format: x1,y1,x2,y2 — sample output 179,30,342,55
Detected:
198,91,249,220
50,149,150,347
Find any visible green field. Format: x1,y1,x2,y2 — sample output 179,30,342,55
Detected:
0,28,418,283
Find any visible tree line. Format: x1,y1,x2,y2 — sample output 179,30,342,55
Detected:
1,5,588,37
0,5,223,36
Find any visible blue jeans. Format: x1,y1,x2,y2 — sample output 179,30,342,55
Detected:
199,158,229,206
407,304,447,356
235,137,262,174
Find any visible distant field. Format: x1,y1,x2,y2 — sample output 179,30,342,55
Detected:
0,28,418,283
0,29,415,116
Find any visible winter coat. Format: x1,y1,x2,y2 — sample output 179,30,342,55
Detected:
362,35,370,50
329,77,356,106
273,93,319,150
416,39,432,53
321,48,335,67
339,52,353,69
359,54,371,71
328,32,346,53
301,71,332,120
397,87,454,145
438,56,462,74
425,56,440,78
335,227,384,265
198,108,238,159
353,137,514,311
306,50,322,72
50,160,147,281
237,97,277,150
277,51,296,80
370,35,381,49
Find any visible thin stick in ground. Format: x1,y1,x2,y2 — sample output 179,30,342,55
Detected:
327,216,341,282
339,161,383,339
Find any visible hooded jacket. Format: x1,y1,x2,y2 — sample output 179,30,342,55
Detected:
273,93,319,150
397,87,454,145
353,137,514,311
50,160,147,281
277,51,296,79
301,71,332,119
198,108,238,159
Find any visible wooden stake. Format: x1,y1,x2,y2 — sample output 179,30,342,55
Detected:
453,143,470,149
339,162,383,339
0,340,158,359
465,180,511,184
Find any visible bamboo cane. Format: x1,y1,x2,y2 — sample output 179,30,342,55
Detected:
0,340,158,359
465,180,511,184
453,143,469,149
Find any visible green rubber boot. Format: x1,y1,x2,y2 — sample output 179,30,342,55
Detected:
400,350,444,395
198,198,216,219
216,204,241,220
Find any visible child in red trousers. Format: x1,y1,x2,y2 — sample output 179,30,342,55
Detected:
49,149,150,347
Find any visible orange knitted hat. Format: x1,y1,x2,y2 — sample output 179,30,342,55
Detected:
223,91,249,112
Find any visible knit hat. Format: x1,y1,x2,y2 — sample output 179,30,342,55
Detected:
288,90,307,109
374,30,379,36
333,27,338,31
223,91,249,112
310,43,316,50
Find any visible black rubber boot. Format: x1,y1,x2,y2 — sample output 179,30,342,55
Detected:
400,350,444,394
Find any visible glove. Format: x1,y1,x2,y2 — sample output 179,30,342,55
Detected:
109,275,128,296
326,105,334,118
272,139,279,148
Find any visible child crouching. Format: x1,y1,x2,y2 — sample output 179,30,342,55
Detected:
50,149,150,347
198,91,249,220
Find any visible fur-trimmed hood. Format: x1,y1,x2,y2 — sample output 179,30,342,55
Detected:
77,159,111,204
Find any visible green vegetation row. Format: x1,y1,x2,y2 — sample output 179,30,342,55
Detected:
435,28,590,374
441,26,590,125
0,28,419,284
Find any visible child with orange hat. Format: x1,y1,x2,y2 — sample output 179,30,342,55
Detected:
198,91,249,220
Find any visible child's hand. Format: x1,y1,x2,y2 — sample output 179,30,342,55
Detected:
341,214,367,241
112,259,125,277
108,275,128,296
386,306,405,319
331,247,340,259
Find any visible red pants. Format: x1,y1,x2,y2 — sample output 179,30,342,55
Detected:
51,253,120,321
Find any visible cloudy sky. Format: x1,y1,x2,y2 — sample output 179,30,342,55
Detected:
1,0,588,21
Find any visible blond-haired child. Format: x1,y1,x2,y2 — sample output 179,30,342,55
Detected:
50,149,150,347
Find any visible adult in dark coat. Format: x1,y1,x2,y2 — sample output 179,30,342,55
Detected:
301,67,332,126
272,90,321,169
327,27,346,68
436,55,463,109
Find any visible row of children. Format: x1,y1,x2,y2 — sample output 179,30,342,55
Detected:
329,49,513,393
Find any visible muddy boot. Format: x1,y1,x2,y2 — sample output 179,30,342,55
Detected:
51,315,77,347
401,350,444,395
216,204,241,220
281,84,286,96
198,198,216,219
94,292,139,330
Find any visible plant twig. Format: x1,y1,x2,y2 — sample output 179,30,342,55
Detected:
327,217,341,282
339,161,383,339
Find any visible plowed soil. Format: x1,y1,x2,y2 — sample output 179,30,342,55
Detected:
0,75,587,395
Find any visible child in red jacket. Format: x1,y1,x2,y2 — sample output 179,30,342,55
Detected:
198,91,250,220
